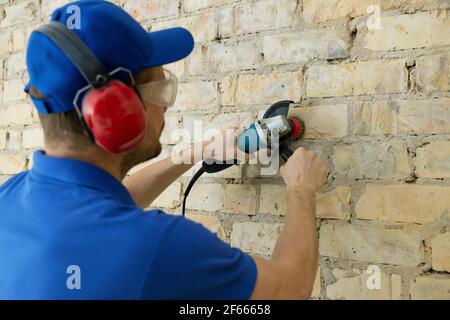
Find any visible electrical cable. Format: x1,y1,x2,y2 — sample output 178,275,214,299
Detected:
182,166,206,217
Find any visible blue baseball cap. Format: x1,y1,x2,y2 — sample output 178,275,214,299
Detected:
25,0,194,114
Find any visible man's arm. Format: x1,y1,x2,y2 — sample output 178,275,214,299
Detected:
123,128,244,209
123,142,204,209
250,148,327,300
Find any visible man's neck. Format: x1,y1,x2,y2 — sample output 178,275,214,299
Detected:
44,146,124,181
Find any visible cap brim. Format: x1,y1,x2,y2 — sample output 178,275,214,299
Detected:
145,27,194,67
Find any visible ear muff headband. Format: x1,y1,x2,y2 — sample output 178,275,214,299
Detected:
34,22,109,143
35,22,109,88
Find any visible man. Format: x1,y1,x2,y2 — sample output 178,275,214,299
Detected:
0,0,327,299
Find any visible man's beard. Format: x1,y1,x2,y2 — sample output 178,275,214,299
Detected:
120,137,162,179
120,120,165,179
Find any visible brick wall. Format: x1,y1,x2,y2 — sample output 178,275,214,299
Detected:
1,0,449,299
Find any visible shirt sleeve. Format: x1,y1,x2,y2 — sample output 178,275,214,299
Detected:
141,215,257,300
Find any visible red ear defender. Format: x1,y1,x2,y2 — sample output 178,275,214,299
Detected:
82,80,147,154
33,24,148,154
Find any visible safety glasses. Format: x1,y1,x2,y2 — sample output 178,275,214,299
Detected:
136,68,178,108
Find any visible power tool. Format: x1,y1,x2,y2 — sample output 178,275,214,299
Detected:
182,100,305,216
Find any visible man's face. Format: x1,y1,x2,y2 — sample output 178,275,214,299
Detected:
121,66,168,172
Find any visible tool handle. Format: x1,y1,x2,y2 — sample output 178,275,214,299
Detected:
203,148,293,172
280,147,293,163
202,160,237,173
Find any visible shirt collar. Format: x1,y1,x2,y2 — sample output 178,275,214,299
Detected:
31,150,136,206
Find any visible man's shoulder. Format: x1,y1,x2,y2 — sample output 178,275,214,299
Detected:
0,171,29,193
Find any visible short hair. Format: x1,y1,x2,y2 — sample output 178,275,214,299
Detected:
28,86,88,148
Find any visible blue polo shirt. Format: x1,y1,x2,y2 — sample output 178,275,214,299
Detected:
0,151,257,300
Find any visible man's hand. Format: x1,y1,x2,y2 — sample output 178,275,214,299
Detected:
250,147,328,300
280,147,327,194
200,127,253,164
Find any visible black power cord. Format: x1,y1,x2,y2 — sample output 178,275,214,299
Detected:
182,161,237,217
182,166,206,217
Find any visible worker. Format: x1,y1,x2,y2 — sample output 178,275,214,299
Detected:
0,0,327,300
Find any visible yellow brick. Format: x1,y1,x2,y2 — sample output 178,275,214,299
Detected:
0,129,6,150
327,268,391,300
221,75,237,106
235,0,301,35
398,99,450,134
411,277,450,300
186,213,226,240
259,184,286,215
354,99,450,135
416,53,450,93
184,0,234,12
152,12,217,43
236,72,303,105
0,104,34,126
263,30,349,65
431,232,450,272
1,0,37,28
7,130,21,151
316,187,351,220
151,182,182,209
303,0,449,23
353,101,400,135
184,45,208,76
0,32,12,55
307,60,408,97
303,0,383,23
289,105,349,139
259,185,349,219
123,0,178,21
333,141,411,179
320,223,424,266
230,222,283,256
2,79,27,102
6,53,26,79
164,59,185,80
223,184,257,215
160,116,181,145
186,183,224,212
416,141,450,178
12,30,26,51
22,126,44,149
41,0,71,17
206,112,253,133
365,12,450,51
391,274,402,300
356,185,450,224
209,41,260,74
173,81,218,111
0,153,27,174
217,6,234,38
